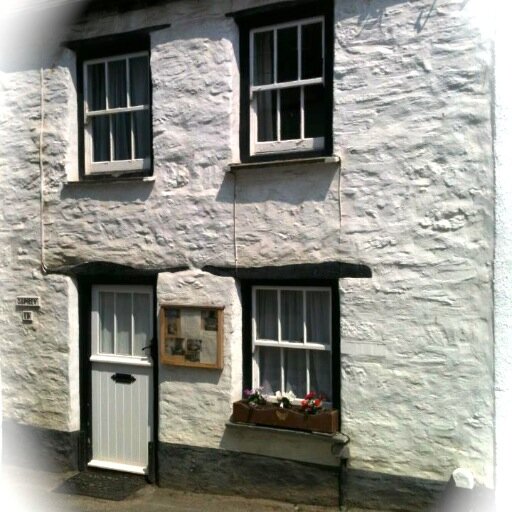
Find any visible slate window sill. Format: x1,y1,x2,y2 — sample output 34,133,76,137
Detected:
227,155,340,173
225,420,345,441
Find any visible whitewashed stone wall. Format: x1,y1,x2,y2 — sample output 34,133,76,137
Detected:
494,8,512,510
0,0,494,490
157,270,242,447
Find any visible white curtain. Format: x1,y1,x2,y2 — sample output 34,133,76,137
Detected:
116,293,132,355
254,30,276,141
259,347,280,394
99,292,114,353
133,293,150,356
284,349,306,397
256,289,278,340
306,291,330,344
281,290,303,342
131,56,150,159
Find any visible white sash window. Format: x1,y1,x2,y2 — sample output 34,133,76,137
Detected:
252,286,332,401
250,18,325,156
84,52,151,175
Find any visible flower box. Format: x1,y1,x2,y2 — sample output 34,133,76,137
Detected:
231,400,339,434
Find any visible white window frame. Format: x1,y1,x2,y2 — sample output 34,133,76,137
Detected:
91,285,153,366
249,17,325,156
83,52,151,175
251,285,332,403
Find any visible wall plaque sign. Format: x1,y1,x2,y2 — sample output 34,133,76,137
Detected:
16,296,40,308
160,305,224,369
22,311,33,322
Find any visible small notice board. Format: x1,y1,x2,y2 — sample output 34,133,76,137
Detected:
160,305,224,369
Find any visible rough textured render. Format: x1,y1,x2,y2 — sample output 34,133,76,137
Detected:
0,0,494,495
494,11,512,510
157,270,242,448
335,0,494,486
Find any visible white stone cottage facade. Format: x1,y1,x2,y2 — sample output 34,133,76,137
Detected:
0,0,496,509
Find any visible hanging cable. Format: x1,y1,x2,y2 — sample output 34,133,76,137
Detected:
39,59,48,275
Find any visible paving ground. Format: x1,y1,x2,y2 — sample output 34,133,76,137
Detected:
0,464,388,512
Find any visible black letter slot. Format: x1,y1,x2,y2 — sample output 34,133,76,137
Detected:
111,373,136,384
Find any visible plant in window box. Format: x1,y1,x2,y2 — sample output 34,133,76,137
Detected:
231,390,338,434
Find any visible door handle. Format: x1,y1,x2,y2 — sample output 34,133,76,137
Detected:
111,373,136,384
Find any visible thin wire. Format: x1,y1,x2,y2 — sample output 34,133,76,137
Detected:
40,61,48,275
338,159,342,246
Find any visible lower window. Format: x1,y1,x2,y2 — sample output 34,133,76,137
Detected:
252,285,332,402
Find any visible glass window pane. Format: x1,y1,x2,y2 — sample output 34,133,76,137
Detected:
133,293,150,356
108,59,127,109
116,293,132,355
281,290,303,342
253,30,274,85
112,113,131,160
129,56,149,106
133,110,150,159
99,292,114,354
87,63,106,111
284,348,306,397
301,22,323,79
256,90,277,142
306,290,330,344
309,350,331,401
304,85,325,138
91,116,110,162
258,346,281,395
255,289,278,340
277,26,298,83
280,87,301,140
304,85,325,139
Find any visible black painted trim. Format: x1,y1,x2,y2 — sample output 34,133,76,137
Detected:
204,262,372,280
241,278,341,412
77,270,158,474
68,28,161,181
232,0,334,164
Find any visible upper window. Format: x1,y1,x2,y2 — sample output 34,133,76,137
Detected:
252,286,332,402
235,0,333,163
250,19,325,156
83,52,151,176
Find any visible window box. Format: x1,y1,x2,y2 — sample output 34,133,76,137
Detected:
231,400,339,434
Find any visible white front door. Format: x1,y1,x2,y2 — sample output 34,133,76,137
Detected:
89,285,154,475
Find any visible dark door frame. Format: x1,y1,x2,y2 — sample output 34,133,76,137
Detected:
77,270,158,482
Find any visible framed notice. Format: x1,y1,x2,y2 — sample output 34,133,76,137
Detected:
160,305,224,369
